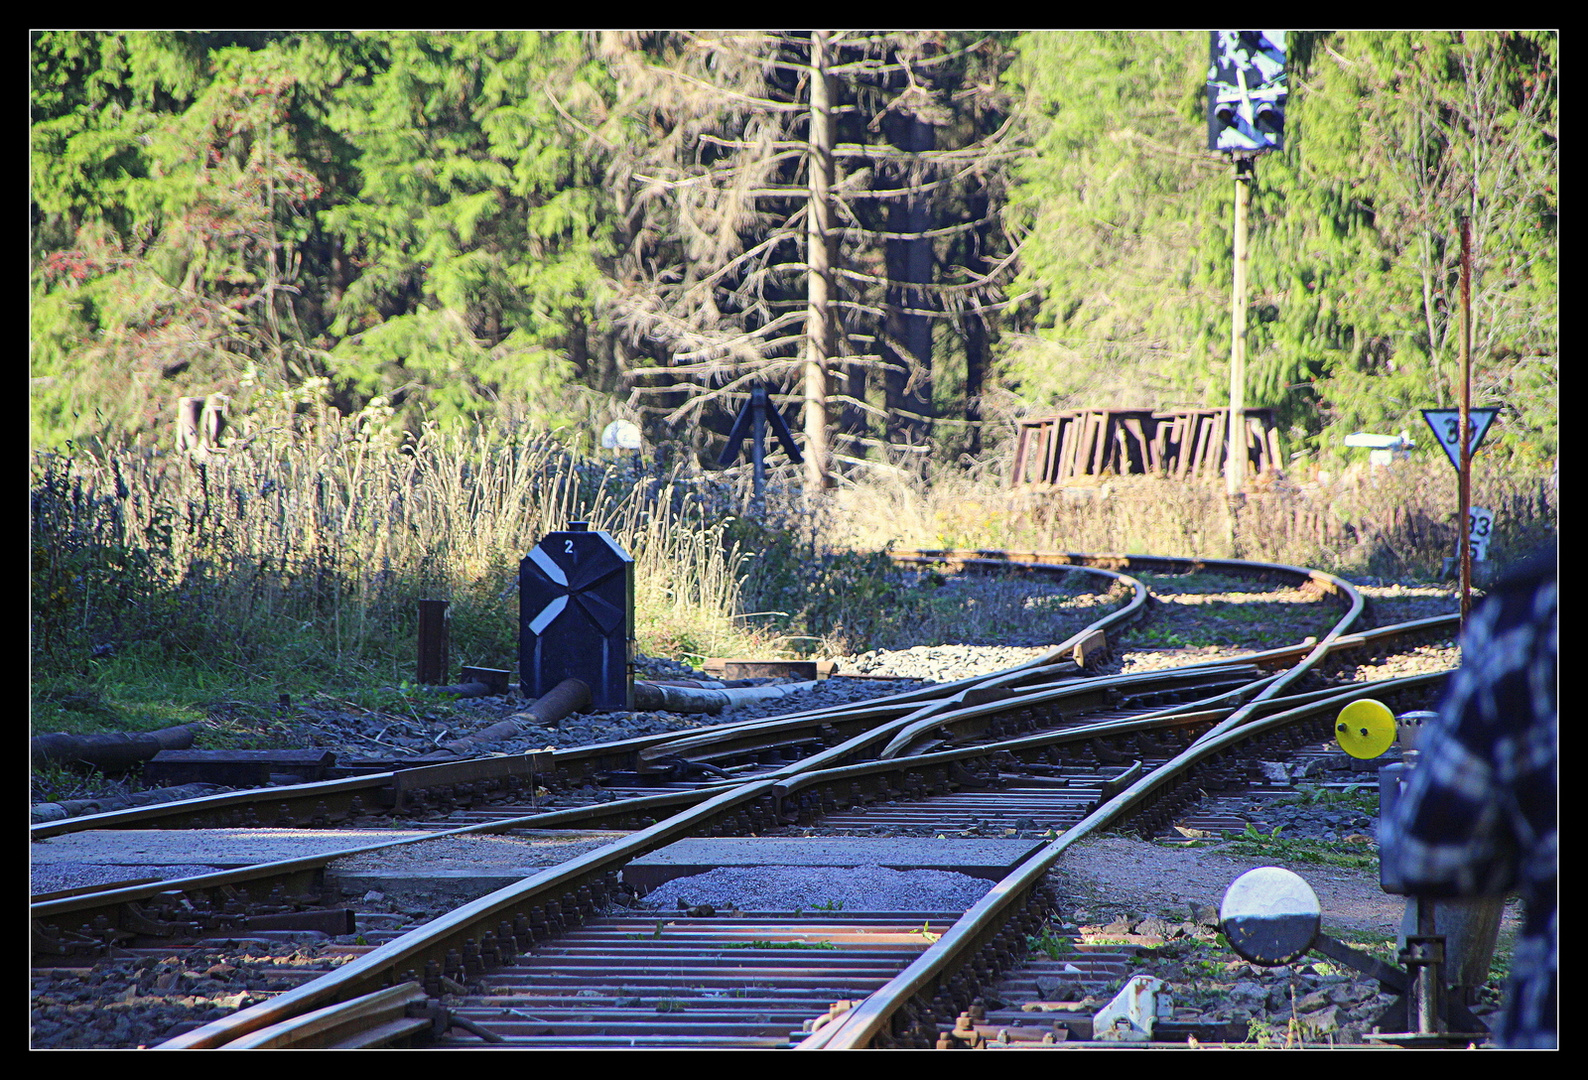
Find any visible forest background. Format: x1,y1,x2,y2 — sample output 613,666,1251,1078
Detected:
29,30,1557,710
31,30,1557,469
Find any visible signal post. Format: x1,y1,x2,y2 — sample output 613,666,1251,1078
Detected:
1208,31,1287,499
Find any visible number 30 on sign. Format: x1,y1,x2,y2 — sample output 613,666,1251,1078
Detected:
1420,408,1500,471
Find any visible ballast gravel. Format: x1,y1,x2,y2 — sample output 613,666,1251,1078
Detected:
636,865,994,914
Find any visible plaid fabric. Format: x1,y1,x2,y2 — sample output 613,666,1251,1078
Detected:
1380,552,1556,1048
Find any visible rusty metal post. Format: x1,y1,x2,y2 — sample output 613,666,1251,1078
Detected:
1458,218,1473,624
417,599,450,685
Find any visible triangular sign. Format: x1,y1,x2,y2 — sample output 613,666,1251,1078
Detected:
1420,408,1500,471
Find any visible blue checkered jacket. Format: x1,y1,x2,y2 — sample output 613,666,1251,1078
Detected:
1379,551,1556,1048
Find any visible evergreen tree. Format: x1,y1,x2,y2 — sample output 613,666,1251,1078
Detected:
31,31,368,446
319,31,623,431
1002,30,1556,465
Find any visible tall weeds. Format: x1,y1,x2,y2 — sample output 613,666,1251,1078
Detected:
31,396,1555,688
30,395,763,678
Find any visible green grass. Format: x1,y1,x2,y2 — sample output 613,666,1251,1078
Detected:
1026,924,1074,960
32,646,387,742
1270,783,1379,816
1217,823,1379,871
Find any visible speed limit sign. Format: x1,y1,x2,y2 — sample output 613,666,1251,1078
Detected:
1468,506,1494,562
1421,408,1499,470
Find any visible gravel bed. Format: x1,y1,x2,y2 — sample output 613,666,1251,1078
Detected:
32,862,233,897
636,865,995,914
30,943,362,1048
832,644,1053,681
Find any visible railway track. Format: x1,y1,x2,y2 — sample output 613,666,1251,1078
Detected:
31,550,1463,1049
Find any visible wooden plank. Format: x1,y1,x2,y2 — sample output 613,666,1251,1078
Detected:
1088,412,1108,476
1056,415,1079,481
1175,411,1207,479
1014,420,1038,485
1094,412,1115,475
1247,415,1265,478
1046,417,1066,484
1210,411,1229,475
1119,413,1152,474
1011,423,1032,484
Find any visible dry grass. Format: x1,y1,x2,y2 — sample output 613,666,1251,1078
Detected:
31,392,1554,698
31,393,770,680
824,461,1555,579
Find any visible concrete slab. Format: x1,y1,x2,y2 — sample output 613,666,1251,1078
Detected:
30,827,433,868
324,831,629,907
623,837,1044,892
30,827,629,910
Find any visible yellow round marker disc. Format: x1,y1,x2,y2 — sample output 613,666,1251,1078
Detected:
1334,699,1396,759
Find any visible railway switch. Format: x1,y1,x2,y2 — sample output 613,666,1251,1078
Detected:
519,522,635,711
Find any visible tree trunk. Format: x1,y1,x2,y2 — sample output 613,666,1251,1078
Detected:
884,112,935,449
962,189,991,456
804,31,837,490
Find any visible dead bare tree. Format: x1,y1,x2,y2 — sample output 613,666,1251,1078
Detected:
604,31,1024,481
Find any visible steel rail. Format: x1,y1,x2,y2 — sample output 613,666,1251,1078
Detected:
148,664,1447,1050
36,654,1448,956
30,788,714,945
36,593,1449,966
800,674,1437,1049
29,560,1143,843
38,613,1448,962
154,774,798,1048
36,550,1435,1048
888,550,1368,749
27,674,1268,941
628,550,1369,770
32,552,1371,843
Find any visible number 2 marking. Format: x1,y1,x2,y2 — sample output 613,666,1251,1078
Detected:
564,540,574,554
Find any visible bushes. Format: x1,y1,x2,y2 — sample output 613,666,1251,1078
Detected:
736,530,912,654
30,451,182,665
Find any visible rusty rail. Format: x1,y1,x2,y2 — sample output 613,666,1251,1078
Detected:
800,674,1440,1049
28,549,1446,1049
